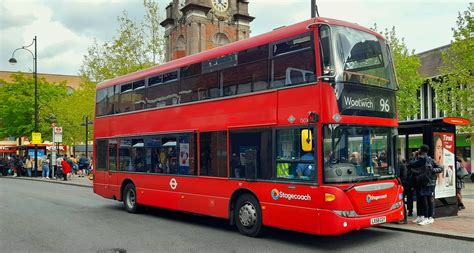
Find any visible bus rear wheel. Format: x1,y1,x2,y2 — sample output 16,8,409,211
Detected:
123,183,140,213
234,194,263,237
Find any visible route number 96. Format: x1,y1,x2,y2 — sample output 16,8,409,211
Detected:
380,99,390,112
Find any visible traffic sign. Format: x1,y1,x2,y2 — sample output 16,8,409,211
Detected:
32,132,42,144
53,127,63,143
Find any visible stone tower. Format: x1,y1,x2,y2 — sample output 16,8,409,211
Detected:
160,0,254,62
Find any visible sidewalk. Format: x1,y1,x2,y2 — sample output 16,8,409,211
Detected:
1,174,93,188
380,182,474,241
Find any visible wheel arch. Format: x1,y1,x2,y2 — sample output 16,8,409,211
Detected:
228,188,260,226
120,178,135,202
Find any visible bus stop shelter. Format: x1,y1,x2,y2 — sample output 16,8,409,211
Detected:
398,117,470,217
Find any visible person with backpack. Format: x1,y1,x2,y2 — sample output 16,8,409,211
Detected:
78,156,89,178
408,144,443,225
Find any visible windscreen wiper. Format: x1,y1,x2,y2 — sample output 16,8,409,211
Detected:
343,175,381,192
343,177,365,192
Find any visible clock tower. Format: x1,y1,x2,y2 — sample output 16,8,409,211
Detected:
160,0,254,62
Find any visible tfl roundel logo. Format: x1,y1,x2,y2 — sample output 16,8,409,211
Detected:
271,189,280,200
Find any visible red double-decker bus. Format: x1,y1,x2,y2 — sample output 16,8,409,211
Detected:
93,17,404,236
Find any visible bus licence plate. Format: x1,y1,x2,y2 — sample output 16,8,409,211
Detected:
370,216,386,225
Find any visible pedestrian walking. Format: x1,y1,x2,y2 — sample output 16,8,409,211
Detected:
408,145,443,225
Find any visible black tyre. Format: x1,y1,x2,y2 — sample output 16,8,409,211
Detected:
234,194,263,237
123,183,140,213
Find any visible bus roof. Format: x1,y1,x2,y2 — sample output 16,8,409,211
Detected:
96,17,384,90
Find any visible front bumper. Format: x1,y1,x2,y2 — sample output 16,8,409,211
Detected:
317,205,405,235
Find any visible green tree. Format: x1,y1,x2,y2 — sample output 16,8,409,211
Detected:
373,25,424,120
433,4,473,132
80,0,164,83
0,73,67,141
51,80,96,146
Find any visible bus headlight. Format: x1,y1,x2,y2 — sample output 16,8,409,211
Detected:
390,201,403,210
334,210,357,217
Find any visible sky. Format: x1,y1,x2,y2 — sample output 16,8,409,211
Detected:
0,0,470,76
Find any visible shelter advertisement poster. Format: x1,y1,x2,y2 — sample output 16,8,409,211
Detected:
433,132,456,199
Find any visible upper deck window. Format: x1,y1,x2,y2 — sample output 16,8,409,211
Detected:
181,63,202,78
119,83,133,113
203,53,238,73
147,70,179,108
132,80,146,110
149,75,162,86
163,71,178,83
121,83,133,93
271,33,316,88
330,26,397,89
238,44,269,64
133,80,145,90
273,35,312,57
96,88,107,117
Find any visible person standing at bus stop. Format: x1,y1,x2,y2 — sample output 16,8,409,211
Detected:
41,154,51,179
408,145,442,225
61,157,71,181
25,155,33,177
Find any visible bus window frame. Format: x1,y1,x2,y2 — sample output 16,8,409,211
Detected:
100,131,198,177
273,125,318,184
270,32,316,88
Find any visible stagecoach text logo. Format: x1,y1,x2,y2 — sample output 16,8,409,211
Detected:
366,194,387,203
271,189,311,201
169,178,178,190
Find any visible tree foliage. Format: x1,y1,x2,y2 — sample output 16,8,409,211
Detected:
372,24,424,120
0,73,67,141
51,80,96,145
80,0,164,83
433,4,473,132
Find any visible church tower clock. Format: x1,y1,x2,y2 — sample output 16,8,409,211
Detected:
160,0,254,61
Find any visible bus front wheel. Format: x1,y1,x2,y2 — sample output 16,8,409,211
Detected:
234,194,263,237
123,183,140,213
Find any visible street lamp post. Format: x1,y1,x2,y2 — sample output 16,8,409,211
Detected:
81,116,93,158
9,36,38,174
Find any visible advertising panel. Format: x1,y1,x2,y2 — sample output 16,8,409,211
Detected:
433,132,456,199
27,148,45,159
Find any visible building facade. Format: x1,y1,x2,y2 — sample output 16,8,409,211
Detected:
415,45,472,169
160,0,254,61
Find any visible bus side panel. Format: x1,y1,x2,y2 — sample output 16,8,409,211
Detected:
93,171,113,199
129,175,231,218
277,85,319,126
264,203,320,235
249,182,321,235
